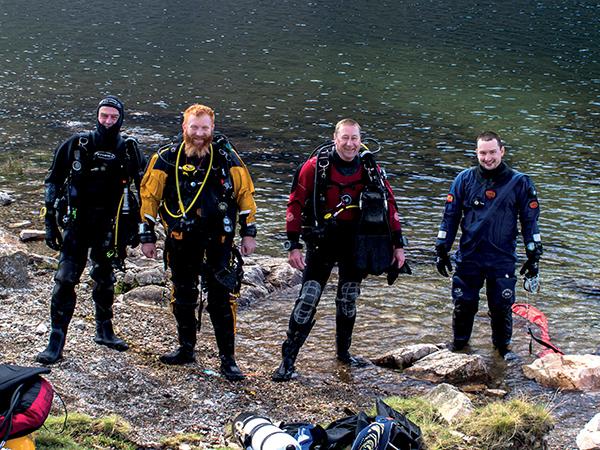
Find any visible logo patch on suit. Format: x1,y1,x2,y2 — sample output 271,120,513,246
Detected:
502,289,513,299
529,200,539,209
446,194,454,203
453,287,463,298
286,211,295,222
485,189,496,199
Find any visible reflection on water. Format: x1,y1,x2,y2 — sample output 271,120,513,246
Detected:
1,0,599,371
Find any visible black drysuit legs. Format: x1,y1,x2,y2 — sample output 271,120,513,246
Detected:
451,261,516,353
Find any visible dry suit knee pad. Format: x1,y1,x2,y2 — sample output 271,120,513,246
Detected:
293,280,321,325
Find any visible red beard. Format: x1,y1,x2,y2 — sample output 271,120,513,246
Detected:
183,132,213,157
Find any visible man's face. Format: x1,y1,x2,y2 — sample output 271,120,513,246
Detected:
97,106,120,129
183,113,214,149
334,124,361,162
476,138,505,170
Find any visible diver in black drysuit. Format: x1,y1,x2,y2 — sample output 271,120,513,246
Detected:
37,96,146,364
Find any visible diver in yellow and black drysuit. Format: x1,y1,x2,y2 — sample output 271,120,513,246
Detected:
139,104,257,381
37,96,146,365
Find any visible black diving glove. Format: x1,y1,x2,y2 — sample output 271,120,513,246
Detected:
519,258,539,278
387,261,412,285
44,210,62,251
435,243,452,277
520,242,543,278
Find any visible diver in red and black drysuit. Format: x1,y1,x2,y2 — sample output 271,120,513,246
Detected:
435,131,543,359
139,104,257,381
37,96,146,364
272,118,406,382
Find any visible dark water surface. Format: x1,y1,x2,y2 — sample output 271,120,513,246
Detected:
1,0,599,442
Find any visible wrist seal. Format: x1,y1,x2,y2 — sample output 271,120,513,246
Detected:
139,222,157,244
283,240,303,252
240,224,257,238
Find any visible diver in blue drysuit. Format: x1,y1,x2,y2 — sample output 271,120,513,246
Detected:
435,131,543,358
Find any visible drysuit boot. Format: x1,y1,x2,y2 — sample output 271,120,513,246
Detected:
160,305,197,365
94,298,128,351
220,355,245,381
335,314,368,367
36,328,66,365
94,320,129,351
36,282,76,365
211,310,245,381
272,320,314,382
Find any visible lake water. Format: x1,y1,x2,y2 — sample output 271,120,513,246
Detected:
1,0,599,428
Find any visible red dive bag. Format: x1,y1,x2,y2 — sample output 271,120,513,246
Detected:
0,364,54,445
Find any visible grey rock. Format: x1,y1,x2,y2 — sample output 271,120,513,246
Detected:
130,267,167,287
0,191,15,206
265,261,302,289
243,264,266,286
124,285,170,307
35,322,48,335
423,383,474,423
239,284,270,306
404,349,489,384
372,343,443,369
0,227,29,287
19,229,46,242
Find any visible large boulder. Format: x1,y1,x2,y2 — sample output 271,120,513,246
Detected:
403,349,489,384
577,414,600,450
523,354,600,391
423,383,474,424
372,343,444,369
0,227,29,288
123,285,170,307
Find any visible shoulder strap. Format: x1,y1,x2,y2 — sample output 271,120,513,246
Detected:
313,146,333,226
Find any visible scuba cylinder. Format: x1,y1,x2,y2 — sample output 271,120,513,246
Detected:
233,412,301,450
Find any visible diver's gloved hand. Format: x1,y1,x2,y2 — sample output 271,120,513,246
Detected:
520,241,543,278
435,243,452,277
44,210,62,251
520,258,539,278
387,261,412,285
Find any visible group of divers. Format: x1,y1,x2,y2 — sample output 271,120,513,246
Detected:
33,96,544,383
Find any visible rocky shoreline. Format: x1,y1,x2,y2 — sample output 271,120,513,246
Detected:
1,220,599,449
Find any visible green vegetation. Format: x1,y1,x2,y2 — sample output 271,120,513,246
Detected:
379,395,554,450
35,395,553,450
1,156,25,177
461,398,554,449
36,413,136,450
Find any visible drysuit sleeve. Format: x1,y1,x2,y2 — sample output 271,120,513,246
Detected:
286,157,317,241
125,137,147,193
139,152,168,224
229,151,258,237
518,175,541,246
436,170,467,251
382,174,404,248
44,136,77,208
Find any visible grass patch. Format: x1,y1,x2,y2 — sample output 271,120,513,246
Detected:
36,413,136,450
460,398,554,449
373,397,465,450
365,396,553,450
1,157,25,177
